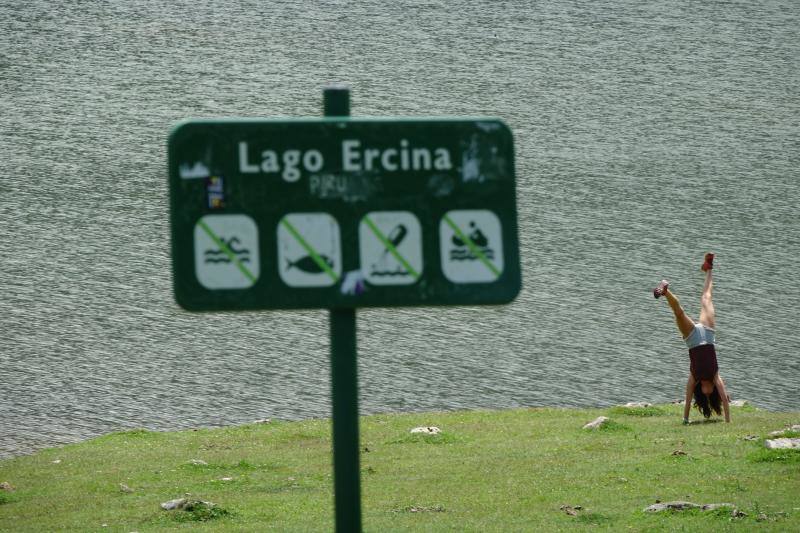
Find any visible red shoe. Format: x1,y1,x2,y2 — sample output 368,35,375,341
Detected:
701,253,714,272
653,280,669,299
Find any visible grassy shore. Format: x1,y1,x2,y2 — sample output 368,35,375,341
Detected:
1,403,798,532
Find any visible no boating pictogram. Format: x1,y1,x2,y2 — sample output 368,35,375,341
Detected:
439,210,504,283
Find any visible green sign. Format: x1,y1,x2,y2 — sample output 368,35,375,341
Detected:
168,118,520,311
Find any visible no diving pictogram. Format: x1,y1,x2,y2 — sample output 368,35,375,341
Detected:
359,211,423,286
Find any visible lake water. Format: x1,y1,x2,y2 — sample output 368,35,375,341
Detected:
2,0,798,459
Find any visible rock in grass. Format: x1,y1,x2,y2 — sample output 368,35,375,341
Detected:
764,438,800,449
161,498,188,510
560,504,582,516
701,503,735,511
119,483,134,493
181,500,216,512
160,498,216,511
583,416,609,430
623,402,652,408
768,424,800,437
410,426,441,435
729,400,749,407
0,482,15,492
188,459,208,466
644,501,739,513
644,501,700,512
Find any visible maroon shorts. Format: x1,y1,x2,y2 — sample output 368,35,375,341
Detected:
689,344,719,382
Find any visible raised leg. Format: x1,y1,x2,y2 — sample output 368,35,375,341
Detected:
664,288,695,339
699,270,715,329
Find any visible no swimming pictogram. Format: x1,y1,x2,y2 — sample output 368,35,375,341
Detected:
194,214,260,289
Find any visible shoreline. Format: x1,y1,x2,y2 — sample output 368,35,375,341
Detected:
0,399,773,462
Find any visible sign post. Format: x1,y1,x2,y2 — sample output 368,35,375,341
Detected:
324,86,362,532
167,87,521,532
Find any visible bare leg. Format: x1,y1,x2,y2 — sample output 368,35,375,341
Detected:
714,373,730,422
683,373,696,422
664,288,695,339
699,270,715,329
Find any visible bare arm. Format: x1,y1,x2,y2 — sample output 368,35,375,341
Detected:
683,374,696,423
715,374,730,422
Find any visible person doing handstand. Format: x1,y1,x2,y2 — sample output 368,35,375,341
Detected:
653,253,730,423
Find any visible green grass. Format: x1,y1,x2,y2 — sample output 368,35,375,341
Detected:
1,404,798,531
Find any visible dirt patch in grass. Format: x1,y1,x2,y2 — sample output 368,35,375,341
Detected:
608,406,669,417
393,504,445,513
388,431,464,445
596,420,632,432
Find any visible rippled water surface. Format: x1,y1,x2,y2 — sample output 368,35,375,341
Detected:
2,0,798,458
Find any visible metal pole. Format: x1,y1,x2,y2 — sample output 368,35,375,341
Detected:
324,85,362,533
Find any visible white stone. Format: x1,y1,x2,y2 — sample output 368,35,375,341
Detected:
623,402,652,408
583,416,609,430
764,438,800,450
160,498,187,511
702,503,735,511
729,400,749,407
645,501,737,513
768,424,800,437
188,459,208,466
644,501,699,512
410,426,441,435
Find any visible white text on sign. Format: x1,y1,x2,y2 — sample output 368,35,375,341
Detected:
238,139,453,183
